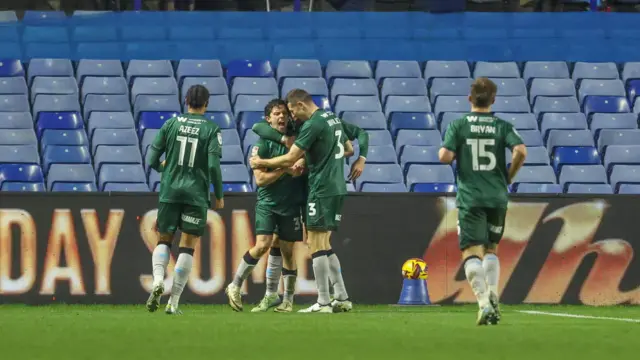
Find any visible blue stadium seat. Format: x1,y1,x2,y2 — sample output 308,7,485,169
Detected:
617,184,640,194
429,78,472,104
0,129,37,145
222,183,252,192
400,145,440,172
243,131,259,154
238,112,264,139
41,129,88,151
540,113,588,140
276,59,322,84
32,95,81,121
22,10,66,25
0,95,29,112
357,163,403,191
529,79,576,104
0,145,39,164
234,95,274,117
367,130,393,147
221,146,245,165
566,183,613,194
181,77,228,99
597,129,640,155
72,26,118,42
103,182,149,192
559,165,608,190
226,60,273,83
626,79,640,103
148,170,161,190
515,183,562,194
384,96,431,118
364,145,398,164
126,60,174,84
0,59,23,77
411,183,457,193
325,60,372,84
395,130,442,154
583,96,630,117
0,42,21,59
87,112,135,137
221,164,250,184
551,146,600,172
491,78,527,97
361,182,407,192
27,59,73,85
0,77,27,95
610,165,640,191
334,95,382,116
84,94,131,120
23,26,69,43
36,112,83,138
0,164,43,189
312,95,331,111
222,129,241,146
491,96,530,113
47,163,96,191
51,182,97,192
1,182,45,191
622,62,640,84
511,165,557,184
578,79,626,105
590,113,638,139
381,78,428,104
231,77,278,104
0,25,19,41
341,111,386,130
0,10,17,23
25,41,71,59
434,96,471,119
389,112,436,137
405,164,455,190
134,95,180,120
281,78,328,98
473,61,520,78
202,112,232,129
604,145,640,172
507,146,550,166
424,61,470,84
141,129,159,156
121,25,166,42
138,111,176,138
98,164,147,191
206,95,232,114
76,60,124,84
440,112,467,134
546,129,594,154
42,145,91,173
533,96,581,118
375,61,421,84
0,112,32,129
131,77,178,103
176,59,223,83
94,145,143,173
496,113,538,130
522,61,570,85
331,79,378,104
572,62,619,84
81,77,129,103
91,128,139,156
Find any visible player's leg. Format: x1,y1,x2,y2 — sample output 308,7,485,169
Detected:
484,207,507,324
324,195,351,312
271,213,302,313
146,202,179,312
251,234,282,312
164,205,207,315
458,207,495,325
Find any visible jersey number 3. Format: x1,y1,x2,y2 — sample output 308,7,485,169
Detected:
176,135,198,167
335,130,344,159
466,138,496,171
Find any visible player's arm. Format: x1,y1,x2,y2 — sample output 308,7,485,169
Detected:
252,122,295,148
342,120,368,180
344,139,355,158
251,121,319,169
208,129,224,202
254,168,286,187
506,125,527,184
439,121,458,164
147,123,168,172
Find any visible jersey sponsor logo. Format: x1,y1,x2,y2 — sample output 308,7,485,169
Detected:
181,214,202,225
217,132,222,145
489,224,503,234
470,125,496,134
467,116,478,122
177,116,188,122
179,125,200,135
335,214,342,221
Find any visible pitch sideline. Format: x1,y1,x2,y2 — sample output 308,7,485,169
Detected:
518,310,640,323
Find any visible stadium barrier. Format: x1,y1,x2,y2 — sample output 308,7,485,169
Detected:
0,193,638,305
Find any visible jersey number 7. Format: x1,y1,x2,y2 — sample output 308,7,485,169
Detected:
177,135,198,168
466,138,496,171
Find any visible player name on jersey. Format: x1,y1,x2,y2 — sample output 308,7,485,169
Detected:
179,125,200,135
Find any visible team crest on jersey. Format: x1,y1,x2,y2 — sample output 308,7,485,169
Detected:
251,146,258,156
217,132,222,145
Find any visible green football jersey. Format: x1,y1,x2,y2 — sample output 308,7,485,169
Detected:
442,112,524,209
294,110,348,198
253,138,306,215
151,113,222,207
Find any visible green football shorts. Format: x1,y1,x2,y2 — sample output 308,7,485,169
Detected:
305,195,345,232
156,202,208,237
254,204,303,242
457,207,507,251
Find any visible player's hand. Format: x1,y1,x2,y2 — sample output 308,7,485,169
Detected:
291,158,306,176
215,198,224,210
249,156,263,169
349,157,366,181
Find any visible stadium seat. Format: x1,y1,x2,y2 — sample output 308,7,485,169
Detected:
334,95,382,116
32,95,81,121
134,95,181,120
81,77,129,103
578,79,626,106
389,112,436,137
367,130,394,147
540,113,588,140
331,79,378,104
491,78,527,97
597,129,640,155
27,58,74,85
51,182,97,192
41,129,88,151
87,112,134,136
572,62,619,84
0,129,37,145
76,42,121,60
0,59,24,77
583,96,630,117
515,183,562,194
0,144,38,164
36,112,83,138
603,145,640,172
226,60,273,83
400,145,440,172
131,77,178,103
411,182,456,193
380,78,428,104
138,111,176,138
440,112,467,134
76,60,124,84
42,145,91,173
181,77,228,99
221,164,250,184
617,183,640,194
47,163,96,191
429,78,472,104
126,60,174,84
220,146,245,165
495,113,538,130
361,182,407,192
0,94,29,112
405,164,455,190
276,59,322,84
511,165,557,184
325,60,372,84
384,96,431,118
94,145,143,172
491,96,530,113
341,111,386,130
533,96,581,118
0,77,28,95
234,95,274,117
364,145,398,164
103,182,149,192
566,183,613,194
222,129,241,146
202,112,231,129
98,164,147,191
176,60,223,83
204,95,232,114
281,78,328,98
91,128,139,156
231,77,278,104
610,165,640,191
590,113,638,138
0,164,44,189
84,94,131,120
507,146,550,166
395,129,441,154
0,112,32,129
522,61,570,85
357,163,403,191
434,96,471,120
546,129,594,154
551,146,600,172
238,112,264,138
473,61,520,78
72,25,117,42
375,60,421,84
31,76,78,103
559,165,608,190
529,79,576,104
424,61,470,84
1,182,45,191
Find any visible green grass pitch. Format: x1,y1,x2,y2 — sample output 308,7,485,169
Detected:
1,304,638,360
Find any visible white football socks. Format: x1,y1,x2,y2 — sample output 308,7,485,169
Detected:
282,268,297,303
483,254,500,297
151,243,170,286
327,250,348,301
312,251,331,306
265,248,283,297
464,257,490,309
169,249,193,308
232,252,258,287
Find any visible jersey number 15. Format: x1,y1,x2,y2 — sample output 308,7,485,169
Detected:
177,135,198,167
466,138,496,171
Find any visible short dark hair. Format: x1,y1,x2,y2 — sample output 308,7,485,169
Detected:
285,88,313,105
470,78,497,108
185,84,210,109
264,98,288,118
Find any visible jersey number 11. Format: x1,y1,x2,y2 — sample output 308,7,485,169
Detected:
177,135,198,167
466,138,496,171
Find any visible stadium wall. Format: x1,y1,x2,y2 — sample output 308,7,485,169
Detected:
0,193,638,305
